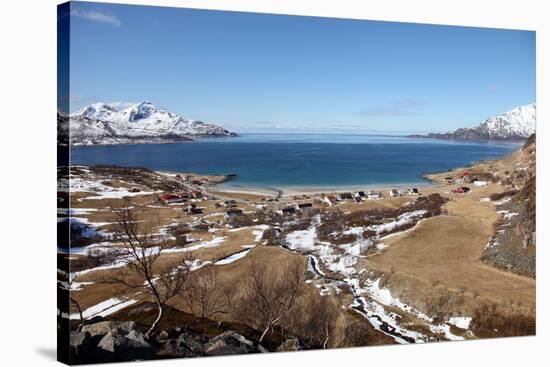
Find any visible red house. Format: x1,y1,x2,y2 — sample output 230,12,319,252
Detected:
161,193,184,205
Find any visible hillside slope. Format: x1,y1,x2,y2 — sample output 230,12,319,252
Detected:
481,134,536,276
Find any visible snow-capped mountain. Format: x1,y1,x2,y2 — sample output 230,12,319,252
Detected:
474,103,536,139
410,103,536,141
68,101,237,145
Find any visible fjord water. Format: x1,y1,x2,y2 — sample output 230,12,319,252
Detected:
71,134,519,189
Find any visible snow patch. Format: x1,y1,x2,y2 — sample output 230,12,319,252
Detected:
215,249,252,265
448,316,472,330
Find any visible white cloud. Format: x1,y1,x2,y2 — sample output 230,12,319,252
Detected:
71,9,121,27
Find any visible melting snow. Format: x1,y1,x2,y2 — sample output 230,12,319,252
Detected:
282,209,468,344
286,225,317,250
448,316,472,330
215,249,252,265
185,259,212,271
252,225,269,242
70,177,160,200
73,298,138,320
163,236,226,253
368,210,427,235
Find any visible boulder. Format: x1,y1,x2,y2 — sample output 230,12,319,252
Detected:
156,326,185,342
81,320,137,339
204,330,256,356
96,328,153,362
177,332,206,354
158,332,207,358
276,337,302,352
156,330,170,342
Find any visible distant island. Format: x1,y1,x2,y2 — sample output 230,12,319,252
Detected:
408,103,535,141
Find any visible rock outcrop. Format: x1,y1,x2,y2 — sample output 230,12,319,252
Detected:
68,320,276,363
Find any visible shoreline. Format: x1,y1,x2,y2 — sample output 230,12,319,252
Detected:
213,181,434,197
201,152,514,197
74,140,522,199
157,159,497,198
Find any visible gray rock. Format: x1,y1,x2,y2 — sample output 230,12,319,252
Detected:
177,332,205,354
159,332,206,358
81,320,137,339
204,330,256,356
127,329,148,343
97,328,153,361
276,337,302,352
156,330,170,342
156,326,185,342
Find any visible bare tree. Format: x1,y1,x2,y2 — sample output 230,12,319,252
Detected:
285,294,339,349
183,264,236,319
305,296,339,348
342,319,370,347
105,203,191,339
238,258,302,343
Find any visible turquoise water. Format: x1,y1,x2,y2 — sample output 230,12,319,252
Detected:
71,134,519,188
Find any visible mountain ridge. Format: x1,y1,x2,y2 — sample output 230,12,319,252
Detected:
409,103,535,141
67,101,237,146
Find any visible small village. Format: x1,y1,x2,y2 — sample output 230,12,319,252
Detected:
57,135,535,363
151,169,492,220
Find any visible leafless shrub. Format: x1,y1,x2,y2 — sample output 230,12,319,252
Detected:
317,194,447,243
69,251,116,273
290,296,339,349
254,209,284,227
227,214,255,228
236,258,302,343
341,319,370,347
471,303,535,336
183,265,236,319
317,210,353,243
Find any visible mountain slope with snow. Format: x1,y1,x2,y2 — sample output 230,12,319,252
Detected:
410,103,536,141
68,102,237,146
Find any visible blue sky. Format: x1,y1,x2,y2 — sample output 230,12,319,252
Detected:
63,1,536,134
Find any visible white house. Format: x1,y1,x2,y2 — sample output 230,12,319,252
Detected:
389,188,401,197
367,191,382,200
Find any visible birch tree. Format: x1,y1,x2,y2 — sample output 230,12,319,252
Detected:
105,203,190,339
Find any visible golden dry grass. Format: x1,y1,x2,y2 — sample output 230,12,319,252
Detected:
365,181,535,317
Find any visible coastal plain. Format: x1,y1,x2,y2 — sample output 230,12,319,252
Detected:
59,138,536,350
